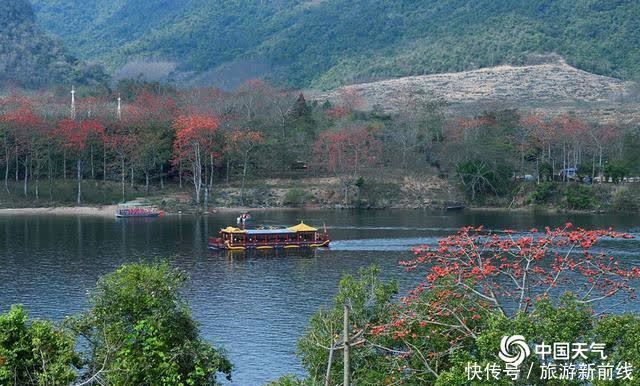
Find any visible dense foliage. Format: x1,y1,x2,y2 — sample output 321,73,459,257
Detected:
0,305,79,385
565,184,597,210
68,262,232,385
437,296,640,385
297,266,398,385
31,0,640,88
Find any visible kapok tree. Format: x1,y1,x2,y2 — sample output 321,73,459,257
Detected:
371,224,639,382
56,118,105,204
1,100,44,197
125,92,178,190
552,114,588,181
313,126,381,205
105,123,137,202
313,126,381,177
226,130,264,206
172,114,220,207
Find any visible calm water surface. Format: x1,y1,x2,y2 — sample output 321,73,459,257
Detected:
1,209,639,385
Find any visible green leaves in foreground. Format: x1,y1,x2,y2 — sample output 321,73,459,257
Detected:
0,261,232,386
0,305,79,386
297,265,398,385
68,261,232,385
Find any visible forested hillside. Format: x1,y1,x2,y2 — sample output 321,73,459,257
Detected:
0,0,107,89
32,0,640,88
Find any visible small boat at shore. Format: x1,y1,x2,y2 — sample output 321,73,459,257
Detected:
115,202,162,218
208,221,330,251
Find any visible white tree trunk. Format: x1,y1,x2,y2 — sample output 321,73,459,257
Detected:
77,158,82,204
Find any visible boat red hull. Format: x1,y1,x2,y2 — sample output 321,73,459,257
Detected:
208,237,330,251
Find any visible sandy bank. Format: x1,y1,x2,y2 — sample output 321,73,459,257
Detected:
0,205,118,216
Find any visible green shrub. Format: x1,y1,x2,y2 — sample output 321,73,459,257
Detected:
284,188,310,207
0,305,79,385
356,178,401,208
266,374,310,386
603,162,631,183
564,184,596,210
529,182,556,204
539,162,553,181
456,160,513,201
577,162,593,179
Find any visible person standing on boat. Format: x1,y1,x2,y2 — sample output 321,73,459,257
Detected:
237,212,251,229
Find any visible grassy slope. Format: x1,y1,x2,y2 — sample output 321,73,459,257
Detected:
31,0,640,88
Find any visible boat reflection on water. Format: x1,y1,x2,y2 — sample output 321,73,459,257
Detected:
213,245,325,261
114,216,161,224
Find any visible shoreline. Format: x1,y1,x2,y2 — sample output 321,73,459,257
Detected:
0,205,119,216
0,205,312,217
0,204,612,217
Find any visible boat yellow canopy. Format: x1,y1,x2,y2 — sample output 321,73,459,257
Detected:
287,221,318,232
220,226,247,233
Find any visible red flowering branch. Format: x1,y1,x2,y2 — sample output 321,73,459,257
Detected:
401,224,638,314
368,224,638,382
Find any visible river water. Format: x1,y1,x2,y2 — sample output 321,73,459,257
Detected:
1,209,639,384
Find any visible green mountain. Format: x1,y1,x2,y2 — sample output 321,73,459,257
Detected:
0,0,107,89
31,0,640,89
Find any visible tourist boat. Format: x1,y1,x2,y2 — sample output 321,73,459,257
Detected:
208,222,330,251
115,202,162,218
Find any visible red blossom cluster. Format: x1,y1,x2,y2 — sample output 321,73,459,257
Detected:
55,118,105,153
173,114,220,155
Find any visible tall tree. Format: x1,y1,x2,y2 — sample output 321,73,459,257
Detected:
105,123,136,202
314,126,381,177
173,114,220,207
2,99,43,197
227,130,264,206
56,118,104,204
